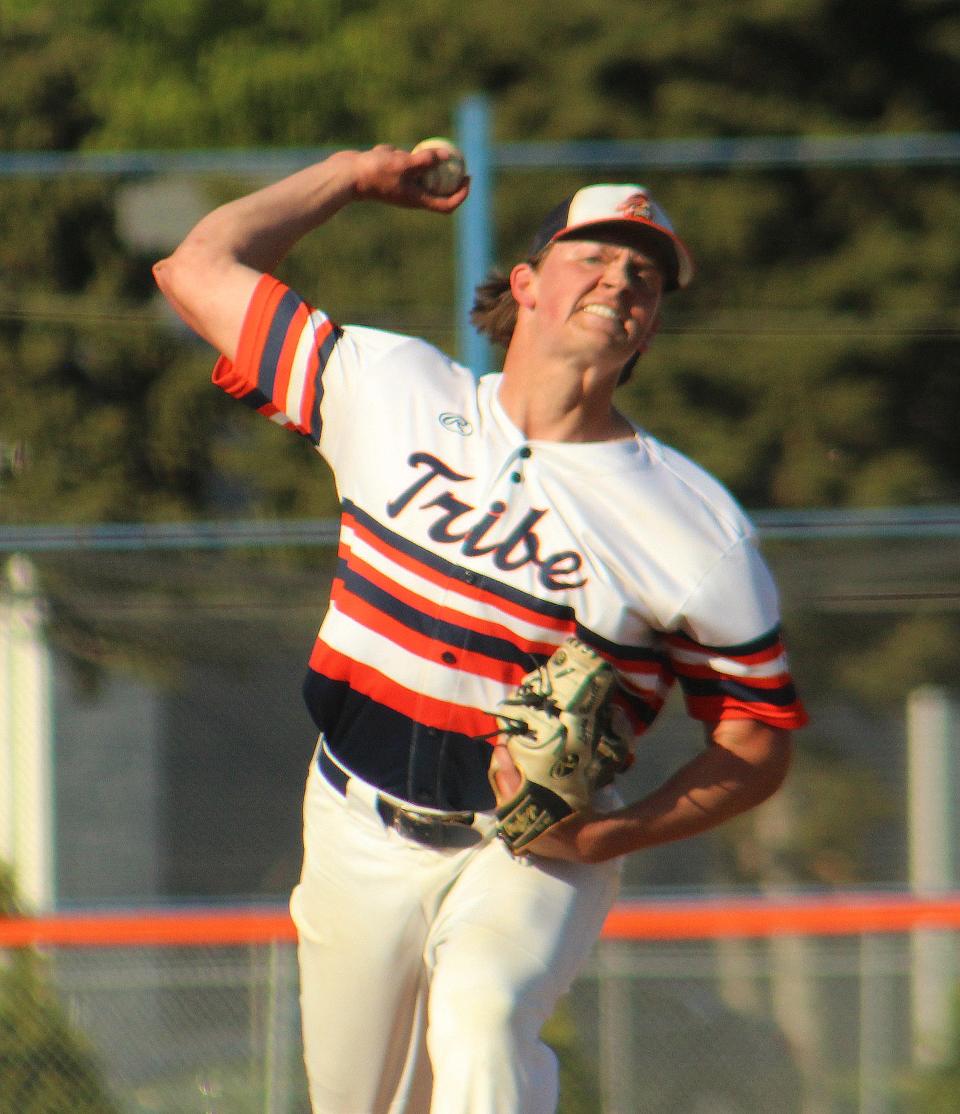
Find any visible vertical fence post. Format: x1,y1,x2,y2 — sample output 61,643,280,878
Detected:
263,939,279,1114
596,943,635,1114
907,685,958,1067
263,938,296,1114
0,555,54,910
455,93,494,376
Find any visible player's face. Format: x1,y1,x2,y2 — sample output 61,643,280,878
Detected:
524,237,665,366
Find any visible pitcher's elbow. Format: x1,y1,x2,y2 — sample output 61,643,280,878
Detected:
152,256,171,294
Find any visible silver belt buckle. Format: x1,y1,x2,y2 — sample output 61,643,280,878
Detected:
388,803,480,848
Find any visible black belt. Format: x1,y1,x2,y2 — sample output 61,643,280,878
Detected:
318,746,482,850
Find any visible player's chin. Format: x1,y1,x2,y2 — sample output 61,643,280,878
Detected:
585,320,646,358
571,332,637,372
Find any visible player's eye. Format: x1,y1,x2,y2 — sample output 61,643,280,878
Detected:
631,268,662,293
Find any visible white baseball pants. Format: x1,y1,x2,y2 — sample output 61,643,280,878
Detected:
289,750,621,1114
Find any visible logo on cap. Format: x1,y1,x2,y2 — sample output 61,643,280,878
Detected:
616,191,653,221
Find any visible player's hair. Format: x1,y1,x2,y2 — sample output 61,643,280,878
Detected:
470,248,548,350
470,247,642,385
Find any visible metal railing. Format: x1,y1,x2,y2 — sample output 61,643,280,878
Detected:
3,896,959,1114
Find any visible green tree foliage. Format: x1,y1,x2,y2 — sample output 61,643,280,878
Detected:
906,992,960,1113
1,0,953,519
2,0,958,520
0,866,119,1114
0,6,226,525
542,1002,604,1114
1,0,958,692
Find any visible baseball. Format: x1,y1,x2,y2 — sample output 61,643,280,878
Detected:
412,137,467,196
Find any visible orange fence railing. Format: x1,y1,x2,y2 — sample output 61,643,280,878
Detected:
3,892,960,948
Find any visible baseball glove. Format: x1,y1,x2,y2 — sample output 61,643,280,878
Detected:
488,637,634,854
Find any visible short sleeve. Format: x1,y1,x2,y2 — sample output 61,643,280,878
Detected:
665,538,808,729
211,275,342,449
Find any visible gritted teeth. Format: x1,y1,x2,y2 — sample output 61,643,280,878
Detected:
581,304,621,321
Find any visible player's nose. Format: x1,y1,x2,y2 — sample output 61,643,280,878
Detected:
598,253,635,292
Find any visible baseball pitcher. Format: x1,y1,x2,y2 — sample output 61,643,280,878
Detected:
153,142,807,1114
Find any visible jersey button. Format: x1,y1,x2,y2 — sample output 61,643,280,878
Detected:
441,651,457,664
510,471,522,483
519,446,532,458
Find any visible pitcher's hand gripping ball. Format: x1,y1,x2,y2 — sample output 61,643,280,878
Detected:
412,137,467,196
489,637,635,854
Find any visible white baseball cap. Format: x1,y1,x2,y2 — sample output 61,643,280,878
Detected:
529,183,695,291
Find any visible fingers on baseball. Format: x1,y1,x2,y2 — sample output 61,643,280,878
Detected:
409,140,469,206
412,169,470,210
398,159,468,210
421,180,471,211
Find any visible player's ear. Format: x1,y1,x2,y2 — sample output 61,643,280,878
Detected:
509,262,538,310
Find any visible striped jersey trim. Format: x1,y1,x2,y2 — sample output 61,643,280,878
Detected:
665,628,808,728
212,275,808,804
212,276,339,444
311,500,677,735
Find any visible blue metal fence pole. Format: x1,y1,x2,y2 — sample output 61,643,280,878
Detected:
455,94,494,375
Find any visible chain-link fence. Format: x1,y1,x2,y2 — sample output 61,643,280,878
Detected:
2,519,958,905
1,520,960,1112
2,905,960,1114
50,942,304,1114
1,931,304,1114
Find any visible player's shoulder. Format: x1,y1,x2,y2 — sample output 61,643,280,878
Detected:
339,323,475,387
631,428,756,544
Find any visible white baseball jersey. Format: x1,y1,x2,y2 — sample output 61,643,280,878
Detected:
213,276,807,811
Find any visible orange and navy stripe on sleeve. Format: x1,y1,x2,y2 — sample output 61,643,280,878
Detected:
665,628,807,729
211,275,339,444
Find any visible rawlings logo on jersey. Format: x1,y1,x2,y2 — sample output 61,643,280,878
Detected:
439,412,473,436
386,452,587,592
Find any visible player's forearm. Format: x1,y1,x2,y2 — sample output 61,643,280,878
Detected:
177,149,363,273
534,723,792,863
152,150,363,358
153,143,468,360
612,729,791,854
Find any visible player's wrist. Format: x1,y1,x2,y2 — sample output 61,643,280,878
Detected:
350,144,409,202
320,149,368,202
